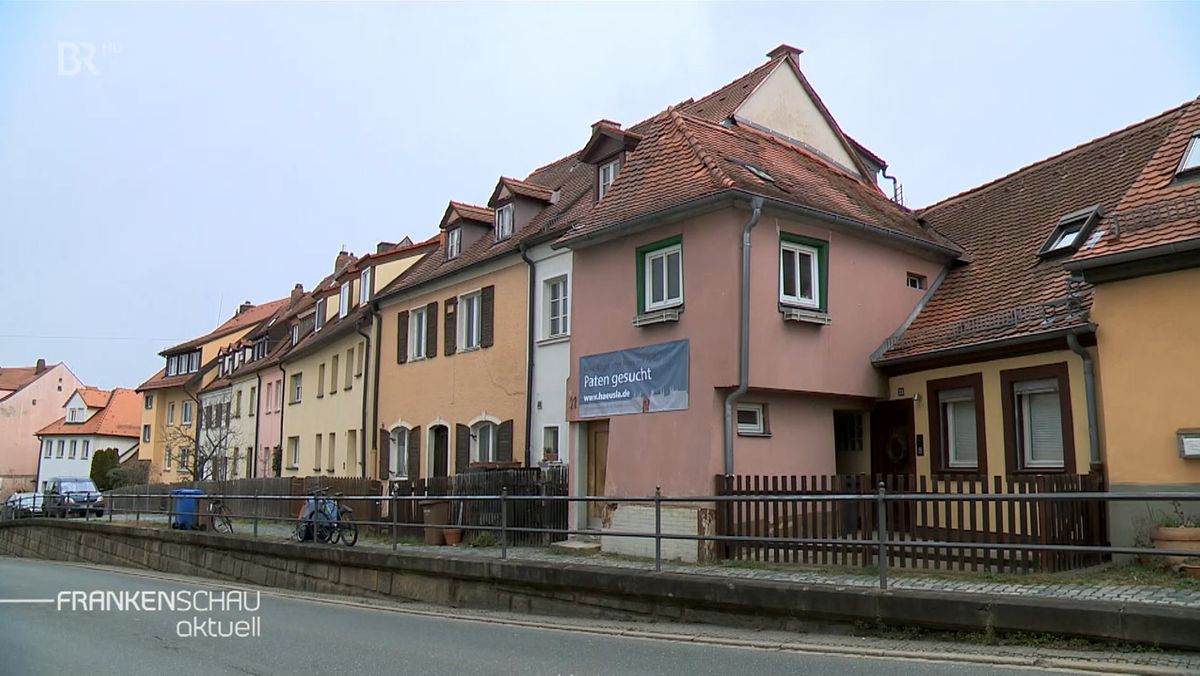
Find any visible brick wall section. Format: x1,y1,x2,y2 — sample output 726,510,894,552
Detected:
2,519,1199,650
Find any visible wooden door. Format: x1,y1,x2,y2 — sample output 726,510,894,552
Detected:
432,426,449,478
871,399,916,477
586,420,609,526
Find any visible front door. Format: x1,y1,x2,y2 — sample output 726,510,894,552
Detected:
871,399,916,477
585,420,609,529
432,426,449,478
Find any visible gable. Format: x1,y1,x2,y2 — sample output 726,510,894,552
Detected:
734,61,862,179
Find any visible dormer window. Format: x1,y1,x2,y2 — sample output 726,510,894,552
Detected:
339,281,351,318
1039,205,1102,257
599,158,620,199
495,204,514,241
315,298,326,331
359,268,371,304
447,227,462,259
291,324,300,346
167,355,179,377
1178,132,1200,177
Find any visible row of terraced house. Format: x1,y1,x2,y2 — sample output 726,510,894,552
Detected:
133,45,1200,555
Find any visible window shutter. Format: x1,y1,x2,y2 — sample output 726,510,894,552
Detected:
1028,391,1064,464
378,428,390,479
396,311,409,364
407,426,421,479
497,419,513,462
949,400,977,465
456,424,471,473
444,296,458,356
480,285,495,348
425,301,438,358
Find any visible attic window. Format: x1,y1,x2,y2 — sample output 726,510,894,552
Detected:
1178,132,1200,177
598,158,620,199
447,227,461,259
743,163,774,183
1039,205,1102,257
495,204,514,241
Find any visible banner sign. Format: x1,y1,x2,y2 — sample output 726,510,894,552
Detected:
578,339,689,418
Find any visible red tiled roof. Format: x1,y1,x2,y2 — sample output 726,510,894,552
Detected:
160,297,290,355
78,387,112,408
1071,98,1200,264
488,177,555,206
876,102,1187,363
0,366,42,393
441,202,494,229
36,388,141,438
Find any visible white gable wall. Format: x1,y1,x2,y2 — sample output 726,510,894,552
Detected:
734,62,862,178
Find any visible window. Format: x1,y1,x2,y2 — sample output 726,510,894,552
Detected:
409,307,428,360
69,440,77,459
141,426,150,443
82,440,89,459
389,427,409,478
235,389,242,417
1178,132,1200,176
339,281,351,318
460,292,482,350
168,402,176,425
356,342,365,376
167,356,178,377
205,405,213,428
542,426,560,461
1039,205,1101,256
736,403,767,435
940,388,979,468
179,447,189,471
345,348,354,389
290,373,303,403
359,268,371,304
291,324,300,346
495,204,514,241
640,239,683,312
330,355,339,395
249,386,256,416
1015,379,1065,468
327,432,336,472
315,299,326,332
834,411,865,453
287,437,300,468
43,440,51,458
318,363,326,398
164,448,173,471
144,394,154,410
447,227,462,259
598,158,619,199
906,273,927,290
314,434,323,472
187,351,199,373
472,421,497,463
780,236,827,310
545,276,569,338
182,401,193,425
265,383,273,413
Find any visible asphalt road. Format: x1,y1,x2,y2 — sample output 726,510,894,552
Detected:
0,557,1071,676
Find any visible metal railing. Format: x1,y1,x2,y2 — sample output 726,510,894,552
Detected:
5,484,1199,590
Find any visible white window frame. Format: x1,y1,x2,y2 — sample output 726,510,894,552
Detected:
447,227,462,259
598,158,619,199
288,437,300,468
409,307,428,360
644,243,683,312
315,299,326,332
188,352,199,373
544,275,570,339
1178,132,1200,176
167,356,178,376
339,281,351,318
939,388,979,469
359,268,371,304
1047,221,1084,252
542,426,560,461
82,440,90,459
471,421,498,463
780,241,820,308
495,204,514,241
1015,379,1065,469
459,292,482,351
182,401,193,426
164,448,173,471
390,427,409,479
291,373,303,403
69,440,77,459
168,402,176,425
43,440,51,458
736,403,766,435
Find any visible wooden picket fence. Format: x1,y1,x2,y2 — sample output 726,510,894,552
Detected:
715,473,1108,573
106,476,382,524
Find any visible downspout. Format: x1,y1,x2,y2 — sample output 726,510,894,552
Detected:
355,318,373,479
183,382,202,481
278,363,286,478
1066,331,1101,468
252,371,261,478
369,301,383,477
519,242,537,468
722,196,764,476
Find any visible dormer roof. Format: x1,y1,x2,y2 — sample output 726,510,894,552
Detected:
580,120,644,164
487,176,556,207
440,201,495,230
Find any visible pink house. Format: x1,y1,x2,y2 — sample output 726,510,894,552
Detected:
0,359,83,493
559,47,960,557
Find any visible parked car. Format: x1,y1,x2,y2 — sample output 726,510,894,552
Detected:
45,477,104,518
4,492,44,518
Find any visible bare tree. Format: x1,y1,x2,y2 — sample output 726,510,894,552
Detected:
161,401,244,481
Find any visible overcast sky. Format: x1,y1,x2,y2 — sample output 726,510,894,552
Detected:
1,2,1197,390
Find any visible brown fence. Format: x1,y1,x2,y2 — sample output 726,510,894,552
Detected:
715,473,1108,573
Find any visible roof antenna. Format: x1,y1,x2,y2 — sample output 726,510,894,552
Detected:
215,292,223,325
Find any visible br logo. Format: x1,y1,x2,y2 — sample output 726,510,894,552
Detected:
58,42,119,76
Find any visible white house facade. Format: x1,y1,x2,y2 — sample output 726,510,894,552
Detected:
35,388,140,490
528,241,571,467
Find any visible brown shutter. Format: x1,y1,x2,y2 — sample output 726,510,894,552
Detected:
444,296,458,356
407,426,421,478
396,311,409,364
497,419,514,462
456,424,471,474
425,301,438,358
480,285,495,348
378,428,390,479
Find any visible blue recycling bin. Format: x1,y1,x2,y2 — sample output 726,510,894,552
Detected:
170,489,206,530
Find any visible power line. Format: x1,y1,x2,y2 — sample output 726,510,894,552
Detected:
0,334,185,342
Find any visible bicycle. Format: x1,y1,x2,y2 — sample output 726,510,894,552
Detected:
209,497,234,534
329,493,357,547
295,487,337,544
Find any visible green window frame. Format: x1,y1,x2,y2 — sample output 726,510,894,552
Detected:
779,232,828,312
635,235,683,315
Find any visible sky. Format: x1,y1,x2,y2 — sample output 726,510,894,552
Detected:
1,2,1197,390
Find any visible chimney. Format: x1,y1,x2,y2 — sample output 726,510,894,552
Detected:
290,283,305,305
766,43,803,68
35,358,46,374
237,301,253,315
376,241,396,254
591,119,622,132
335,250,354,272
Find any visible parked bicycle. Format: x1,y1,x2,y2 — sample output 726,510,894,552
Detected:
295,487,337,544
330,493,357,547
209,497,234,534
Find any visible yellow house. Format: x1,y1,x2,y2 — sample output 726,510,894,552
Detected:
1065,97,1200,546
137,299,288,482
280,239,433,479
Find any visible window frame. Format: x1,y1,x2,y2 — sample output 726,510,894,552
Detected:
182,401,193,426
459,291,482,350
290,373,303,403
1177,132,1200,177
408,306,428,360
779,233,828,311
906,273,927,290
834,411,866,453
736,402,769,436
636,236,684,314
1038,205,1102,257
339,281,351,318
447,227,462,259
315,299,326,332
1000,363,1076,474
287,437,300,469
544,275,570,339
359,268,371,304
598,158,620,199
390,426,410,479
495,203,514,241
927,374,987,474
542,425,560,461
471,421,498,463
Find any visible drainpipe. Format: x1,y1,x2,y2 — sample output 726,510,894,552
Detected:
1067,331,1101,468
368,301,383,477
278,363,286,478
355,318,373,479
252,371,261,478
722,196,764,476
183,382,203,481
519,242,537,469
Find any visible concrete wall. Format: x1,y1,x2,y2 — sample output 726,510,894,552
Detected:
0,364,81,478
